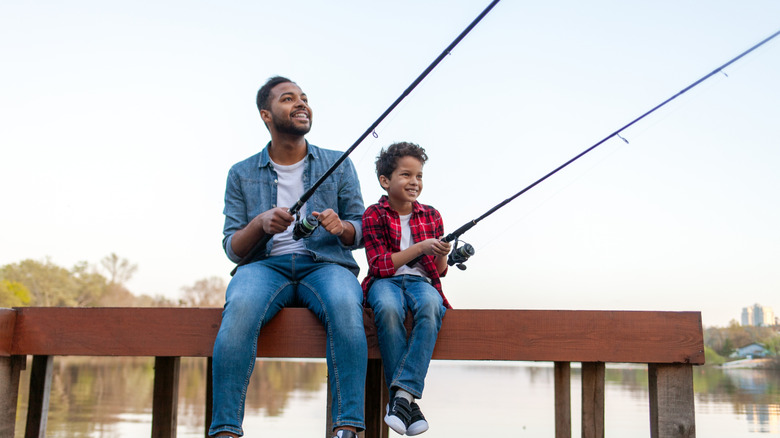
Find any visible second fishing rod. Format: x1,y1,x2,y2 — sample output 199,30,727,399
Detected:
440,27,780,271
230,0,501,276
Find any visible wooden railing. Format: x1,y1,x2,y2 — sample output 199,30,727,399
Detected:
0,307,704,438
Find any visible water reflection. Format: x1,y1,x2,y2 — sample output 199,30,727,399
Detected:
15,357,328,437
694,367,780,435
13,358,780,437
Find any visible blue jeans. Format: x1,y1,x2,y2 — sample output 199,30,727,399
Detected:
209,254,367,437
366,275,446,399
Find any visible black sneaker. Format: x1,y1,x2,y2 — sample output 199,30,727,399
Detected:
331,430,358,438
385,397,412,435
406,401,429,435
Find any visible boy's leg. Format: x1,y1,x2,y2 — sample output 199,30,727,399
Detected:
390,276,445,399
365,277,408,391
295,257,367,433
209,258,296,437
369,276,442,435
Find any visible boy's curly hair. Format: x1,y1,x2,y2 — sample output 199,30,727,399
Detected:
375,142,428,181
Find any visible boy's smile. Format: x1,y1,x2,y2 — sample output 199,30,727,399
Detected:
380,155,424,215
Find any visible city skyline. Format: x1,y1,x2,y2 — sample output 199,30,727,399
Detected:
741,303,777,327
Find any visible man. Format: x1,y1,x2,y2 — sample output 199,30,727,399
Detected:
209,76,367,438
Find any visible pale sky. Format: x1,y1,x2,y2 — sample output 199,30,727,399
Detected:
1,0,778,327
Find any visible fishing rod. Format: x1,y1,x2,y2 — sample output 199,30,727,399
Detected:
443,28,780,271
231,0,501,276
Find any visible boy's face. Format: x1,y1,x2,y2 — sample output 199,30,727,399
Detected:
379,156,424,212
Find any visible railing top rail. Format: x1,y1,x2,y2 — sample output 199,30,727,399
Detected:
3,307,704,364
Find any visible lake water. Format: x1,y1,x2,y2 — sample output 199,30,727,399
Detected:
13,357,780,437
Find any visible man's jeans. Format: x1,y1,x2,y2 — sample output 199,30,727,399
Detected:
209,254,367,437
366,275,446,399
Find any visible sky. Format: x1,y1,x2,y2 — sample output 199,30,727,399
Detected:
1,0,778,327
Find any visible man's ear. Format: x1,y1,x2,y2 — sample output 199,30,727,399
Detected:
260,109,272,125
379,175,390,189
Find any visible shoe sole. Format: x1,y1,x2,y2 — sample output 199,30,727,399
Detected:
384,413,407,435
406,419,429,436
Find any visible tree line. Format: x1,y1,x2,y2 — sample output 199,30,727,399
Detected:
0,254,226,308
704,321,780,364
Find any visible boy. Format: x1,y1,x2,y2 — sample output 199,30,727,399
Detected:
362,142,451,436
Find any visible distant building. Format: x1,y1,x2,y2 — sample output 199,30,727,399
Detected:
741,307,753,326
731,342,770,359
741,304,775,327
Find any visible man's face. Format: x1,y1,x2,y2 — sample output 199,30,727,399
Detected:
262,82,312,136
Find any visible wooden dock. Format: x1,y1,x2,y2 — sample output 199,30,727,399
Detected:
0,307,704,437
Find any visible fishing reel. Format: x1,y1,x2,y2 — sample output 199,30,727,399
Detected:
292,213,319,241
447,238,475,271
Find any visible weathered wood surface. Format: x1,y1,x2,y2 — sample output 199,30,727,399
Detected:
7,307,705,364
0,355,25,437
582,362,606,438
25,355,53,438
0,308,15,356
554,361,572,438
152,356,181,438
649,363,696,438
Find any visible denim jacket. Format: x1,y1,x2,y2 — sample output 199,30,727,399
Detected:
223,142,365,276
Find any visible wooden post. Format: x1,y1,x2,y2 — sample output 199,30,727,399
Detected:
581,362,605,438
649,363,696,438
0,355,25,438
152,356,181,438
555,361,571,438
25,355,54,438
326,376,332,438
364,358,389,438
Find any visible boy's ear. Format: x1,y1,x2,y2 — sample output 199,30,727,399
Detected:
378,175,390,190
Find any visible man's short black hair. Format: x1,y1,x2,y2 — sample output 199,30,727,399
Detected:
375,142,429,182
256,76,294,113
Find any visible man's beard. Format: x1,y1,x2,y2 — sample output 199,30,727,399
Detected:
272,114,312,136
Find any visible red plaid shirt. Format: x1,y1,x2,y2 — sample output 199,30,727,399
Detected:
361,195,451,308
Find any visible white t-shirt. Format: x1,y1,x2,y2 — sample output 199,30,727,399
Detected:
394,213,428,278
269,158,309,256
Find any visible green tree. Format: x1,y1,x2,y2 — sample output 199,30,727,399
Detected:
0,279,31,307
0,258,110,307
704,322,780,359
70,261,108,307
1,258,74,306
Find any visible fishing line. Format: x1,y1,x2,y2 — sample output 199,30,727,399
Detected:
441,28,780,269
476,138,629,254
231,0,502,275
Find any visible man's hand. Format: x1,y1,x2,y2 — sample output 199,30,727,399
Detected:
313,208,345,236
313,208,356,245
255,207,295,235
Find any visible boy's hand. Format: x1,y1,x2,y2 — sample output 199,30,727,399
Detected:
419,238,451,257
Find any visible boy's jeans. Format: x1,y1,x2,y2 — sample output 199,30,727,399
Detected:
367,275,446,399
209,254,367,437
